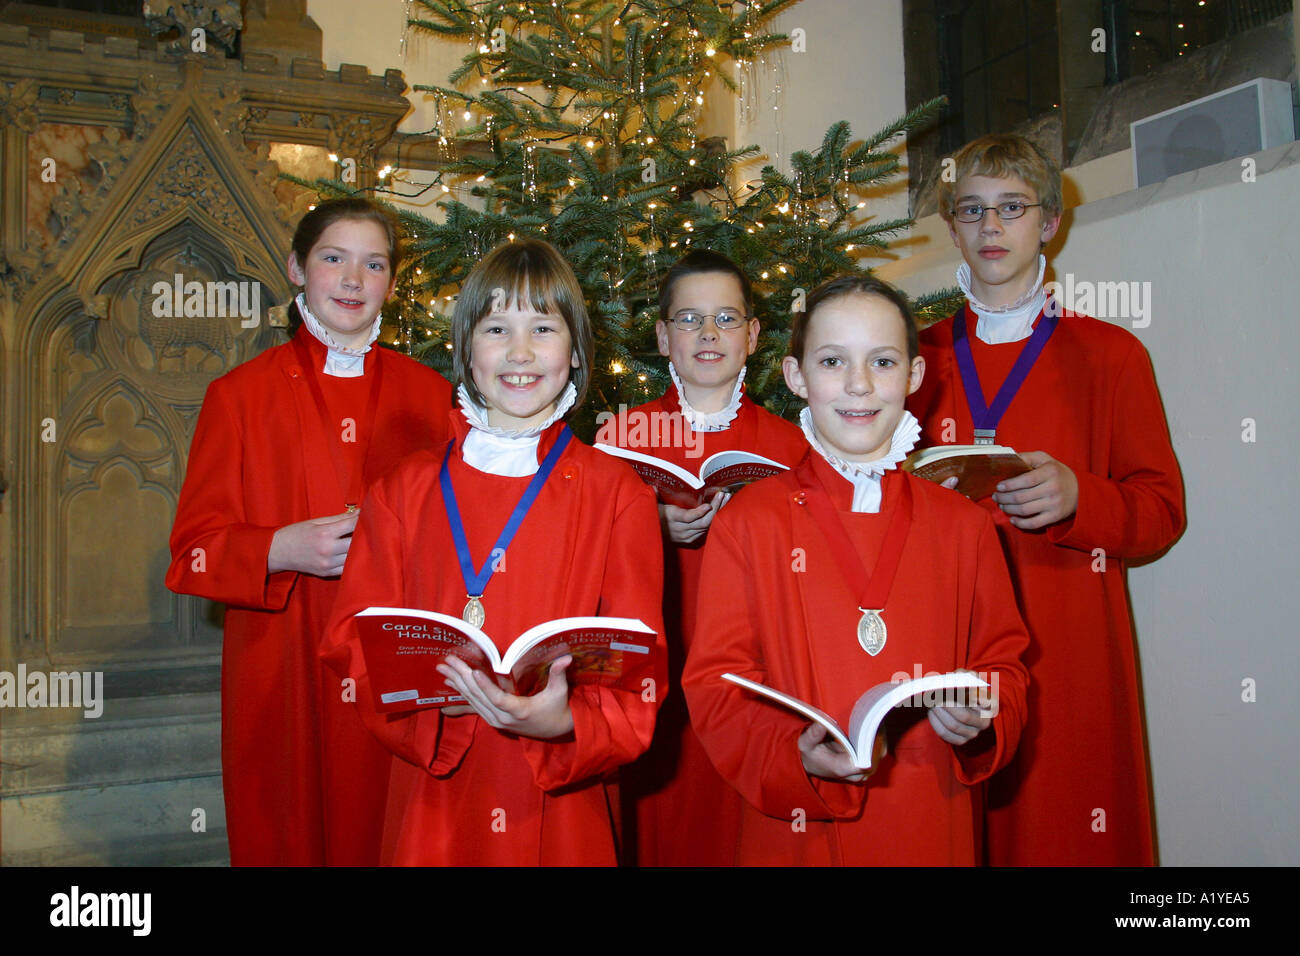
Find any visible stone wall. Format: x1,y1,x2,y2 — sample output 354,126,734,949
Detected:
0,2,411,865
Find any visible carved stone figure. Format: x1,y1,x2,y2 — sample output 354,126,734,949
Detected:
142,2,243,54
130,269,237,371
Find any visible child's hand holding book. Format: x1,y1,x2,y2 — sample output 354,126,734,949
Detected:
660,493,728,546
353,607,657,714
726,671,992,781
927,703,993,744
799,724,888,783
596,444,785,509
902,443,1029,500
989,450,1079,529
439,655,576,740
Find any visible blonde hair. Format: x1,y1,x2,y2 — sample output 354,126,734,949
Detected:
452,239,593,408
938,134,1063,223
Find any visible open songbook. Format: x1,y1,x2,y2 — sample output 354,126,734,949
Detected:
902,444,1030,501
594,444,787,508
354,607,657,713
723,671,991,770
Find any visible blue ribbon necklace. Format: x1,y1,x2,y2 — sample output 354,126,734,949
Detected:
439,425,574,629
952,302,1059,445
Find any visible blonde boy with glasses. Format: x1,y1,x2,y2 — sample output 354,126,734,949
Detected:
907,134,1185,865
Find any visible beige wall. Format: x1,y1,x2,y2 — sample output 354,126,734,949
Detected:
308,0,473,218
1063,145,1298,866
310,0,465,135
726,0,910,229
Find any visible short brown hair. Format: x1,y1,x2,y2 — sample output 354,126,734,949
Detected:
938,134,1063,223
658,249,754,322
788,274,919,363
452,239,594,409
290,197,402,271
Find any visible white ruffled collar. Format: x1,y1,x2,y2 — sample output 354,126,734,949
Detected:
800,408,922,513
296,292,384,377
456,382,577,477
457,381,576,438
669,362,745,432
956,254,1048,345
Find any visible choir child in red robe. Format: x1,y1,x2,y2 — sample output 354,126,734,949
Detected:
596,250,806,865
683,275,1030,865
907,134,1185,865
320,239,665,866
167,199,454,865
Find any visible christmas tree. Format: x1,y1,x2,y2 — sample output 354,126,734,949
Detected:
311,0,954,437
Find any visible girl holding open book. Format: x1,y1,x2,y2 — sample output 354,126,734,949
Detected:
166,198,453,865
682,275,1030,864
321,239,665,865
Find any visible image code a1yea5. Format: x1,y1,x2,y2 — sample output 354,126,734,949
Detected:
1131,892,1251,906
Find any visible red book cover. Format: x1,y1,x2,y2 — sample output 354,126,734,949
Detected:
903,445,1029,501
354,607,658,713
595,444,787,507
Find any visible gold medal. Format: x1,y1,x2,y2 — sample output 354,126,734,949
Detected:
463,595,485,629
857,608,887,656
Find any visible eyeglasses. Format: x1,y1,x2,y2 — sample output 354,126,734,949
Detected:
951,201,1042,223
669,310,750,332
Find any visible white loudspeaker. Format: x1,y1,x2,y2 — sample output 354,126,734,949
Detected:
1130,77,1295,187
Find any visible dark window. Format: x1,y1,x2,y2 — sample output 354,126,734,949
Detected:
902,1,1062,214
934,1,1061,155
19,0,141,13
904,0,1294,211
1105,0,1292,83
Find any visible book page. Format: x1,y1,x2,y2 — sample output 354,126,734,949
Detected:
847,672,988,765
722,673,858,760
701,454,787,496
509,625,656,697
594,444,707,507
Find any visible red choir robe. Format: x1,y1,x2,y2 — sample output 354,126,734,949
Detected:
166,327,453,865
907,305,1185,865
598,390,806,865
682,455,1030,865
320,413,666,866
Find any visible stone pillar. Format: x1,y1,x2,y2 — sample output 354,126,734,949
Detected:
241,0,322,67
0,77,35,261
1292,6,1298,90
1058,0,1107,163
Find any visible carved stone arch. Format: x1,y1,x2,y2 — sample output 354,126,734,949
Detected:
10,66,303,671
12,286,86,657
23,300,232,666
58,377,178,488
31,74,297,332
98,219,282,378
76,203,290,329
55,383,181,662
0,11,419,865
